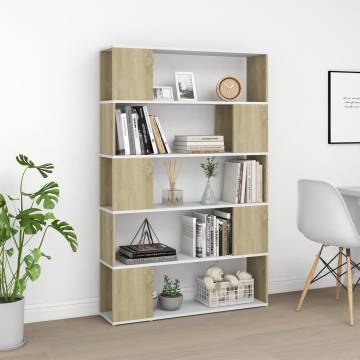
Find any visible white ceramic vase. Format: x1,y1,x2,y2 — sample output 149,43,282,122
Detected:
0,297,25,351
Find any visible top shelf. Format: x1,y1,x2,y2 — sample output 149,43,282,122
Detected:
100,100,268,105
102,46,266,58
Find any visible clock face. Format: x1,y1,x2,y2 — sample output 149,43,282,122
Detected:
217,76,242,101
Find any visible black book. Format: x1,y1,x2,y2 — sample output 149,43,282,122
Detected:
133,106,153,155
119,244,176,259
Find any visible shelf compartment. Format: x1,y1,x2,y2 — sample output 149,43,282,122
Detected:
215,104,268,153
100,48,153,101
100,157,153,211
100,298,267,326
100,264,153,322
101,252,269,270
100,201,268,215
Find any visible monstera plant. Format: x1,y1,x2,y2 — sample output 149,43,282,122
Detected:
0,154,77,351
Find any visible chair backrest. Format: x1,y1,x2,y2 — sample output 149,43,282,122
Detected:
297,179,360,248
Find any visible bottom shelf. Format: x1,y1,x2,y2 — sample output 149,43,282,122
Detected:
100,298,267,326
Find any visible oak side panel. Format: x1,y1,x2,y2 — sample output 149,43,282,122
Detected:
100,51,112,101
100,158,112,207
112,268,153,321
100,103,116,155
247,55,268,102
251,155,268,202
112,158,153,211
100,264,112,312
232,105,268,152
215,105,233,152
111,48,153,100
247,256,268,303
100,211,115,265
232,206,268,255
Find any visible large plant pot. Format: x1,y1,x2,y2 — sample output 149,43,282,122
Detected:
0,297,24,351
158,294,183,311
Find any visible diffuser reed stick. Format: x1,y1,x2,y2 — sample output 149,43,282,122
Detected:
164,160,182,204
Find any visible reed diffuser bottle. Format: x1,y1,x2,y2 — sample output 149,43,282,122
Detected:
162,160,183,206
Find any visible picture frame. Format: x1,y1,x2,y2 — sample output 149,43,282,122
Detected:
153,86,174,101
328,70,360,144
175,72,197,101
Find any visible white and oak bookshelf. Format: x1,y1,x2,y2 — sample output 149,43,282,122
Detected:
99,46,268,326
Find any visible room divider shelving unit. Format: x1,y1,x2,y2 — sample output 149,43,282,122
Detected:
99,46,269,325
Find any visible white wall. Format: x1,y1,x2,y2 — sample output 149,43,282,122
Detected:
1,0,360,323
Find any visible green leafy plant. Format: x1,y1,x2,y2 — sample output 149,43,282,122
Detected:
200,157,219,179
0,154,77,302
161,275,181,297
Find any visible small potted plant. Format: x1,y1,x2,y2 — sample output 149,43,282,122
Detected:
200,157,219,205
0,155,77,351
158,275,183,311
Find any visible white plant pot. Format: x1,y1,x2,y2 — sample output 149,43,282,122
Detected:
0,297,25,351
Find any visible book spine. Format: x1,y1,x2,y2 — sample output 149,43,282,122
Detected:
218,221,223,256
120,113,131,155
246,161,252,203
174,148,225,154
131,111,142,155
154,116,171,153
259,164,263,202
175,136,224,141
252,160,257,203
125,106,135,154
115,109,123,154
215,218,219,257
150,115,166,154
174,145,225,150
174,141,224,146
240,161,247,204
143,106,158,154
119,249,177,259
222,221,228,256
206,215,211,257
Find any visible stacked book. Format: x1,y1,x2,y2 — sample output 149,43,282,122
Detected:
117,244,177,265
173,135,225,154
222,159,263,204
115,105,171,155
182,210,232,258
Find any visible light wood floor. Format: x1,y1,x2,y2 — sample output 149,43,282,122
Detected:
2,287,360,360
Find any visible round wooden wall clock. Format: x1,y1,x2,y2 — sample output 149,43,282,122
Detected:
216,75,242,101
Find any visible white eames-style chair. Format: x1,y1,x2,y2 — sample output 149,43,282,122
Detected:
297,179,360,325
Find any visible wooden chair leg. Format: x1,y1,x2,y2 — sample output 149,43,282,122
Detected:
296,251,320,311
346,251,354,326
336,247,343,300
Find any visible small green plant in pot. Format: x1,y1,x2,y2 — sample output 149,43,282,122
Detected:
200,157,219,205
158,275,183,311
0,155,77,351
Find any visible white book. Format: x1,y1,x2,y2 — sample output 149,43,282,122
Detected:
196,222,206,258
175,135,224,142
174,145,225,150
174,141,224,146
215,217,219,257
259,164,263,202
125,106,136,154
246,161,252,203
154,116,171,153
251,160,257,203
132,112,142,155
115,111,131,155
193,212,210,256
143,106,158,154
222,162,241,203
240,161,247,203
182,216,196,257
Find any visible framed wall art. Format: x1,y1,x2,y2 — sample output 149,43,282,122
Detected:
328,71,360,144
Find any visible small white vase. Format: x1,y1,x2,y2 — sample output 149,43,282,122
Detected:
200,179,217,205
0,297,25,351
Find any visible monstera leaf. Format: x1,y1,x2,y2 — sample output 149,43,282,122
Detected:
0,194,14,243
50,220,78,252
16,154,54,178
30,182,59,209
16,208,46,235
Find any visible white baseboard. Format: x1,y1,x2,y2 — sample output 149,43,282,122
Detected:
25,298,99,324
25,272,360,323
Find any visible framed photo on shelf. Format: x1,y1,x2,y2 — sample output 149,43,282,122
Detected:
175,72,197,101
328,71,360,144
153,86,174,101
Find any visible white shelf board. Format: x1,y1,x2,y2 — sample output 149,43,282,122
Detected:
100,201,268,215
101,252,268,270
101,45,265,57
100,298,268,326
100,152,268,159
100,100,268,105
